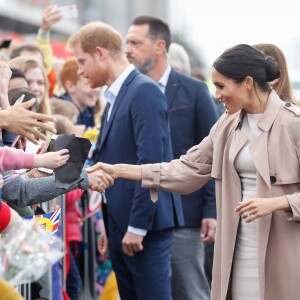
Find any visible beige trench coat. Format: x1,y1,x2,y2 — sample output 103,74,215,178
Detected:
142,91,300,300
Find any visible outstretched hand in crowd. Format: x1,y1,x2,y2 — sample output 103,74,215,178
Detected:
33,149,70,170
0,61,57,144
0,98,57,144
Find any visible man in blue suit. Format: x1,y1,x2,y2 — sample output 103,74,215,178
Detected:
126,16,219,300
67,21,184,300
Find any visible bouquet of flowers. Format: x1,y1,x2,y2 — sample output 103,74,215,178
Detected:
0,219,64,285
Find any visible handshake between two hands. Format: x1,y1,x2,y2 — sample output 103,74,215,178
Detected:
86,162,117,193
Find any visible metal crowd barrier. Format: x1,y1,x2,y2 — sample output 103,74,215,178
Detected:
17,191,98,300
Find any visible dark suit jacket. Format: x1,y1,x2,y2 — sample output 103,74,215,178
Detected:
93,69,183,233
166,69,219,227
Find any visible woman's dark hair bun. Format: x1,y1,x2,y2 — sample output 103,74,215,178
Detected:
265,56,281,82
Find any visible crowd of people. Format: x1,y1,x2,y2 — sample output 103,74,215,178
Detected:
0,4,300,300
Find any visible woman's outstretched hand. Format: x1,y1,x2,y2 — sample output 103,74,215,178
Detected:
86,162,118,179
86,163,115,193
86,162,142,192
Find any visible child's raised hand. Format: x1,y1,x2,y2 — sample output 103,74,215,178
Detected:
33,149,70,169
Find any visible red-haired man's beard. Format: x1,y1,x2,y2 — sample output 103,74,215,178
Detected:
86,65,109,88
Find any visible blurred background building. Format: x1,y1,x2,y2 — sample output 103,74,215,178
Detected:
0,0,207,72
1,0,299,100
0,0,168,39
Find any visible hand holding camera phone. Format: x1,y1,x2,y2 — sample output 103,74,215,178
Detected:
57,5,78,19
10,94,25,148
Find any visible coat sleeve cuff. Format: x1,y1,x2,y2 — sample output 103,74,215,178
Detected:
141,164,161,203
285,193,300,222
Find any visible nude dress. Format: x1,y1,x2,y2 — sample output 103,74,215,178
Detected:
232,113,263,300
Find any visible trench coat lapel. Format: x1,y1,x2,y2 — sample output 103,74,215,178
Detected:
249,90,283,191
249,133,271,190
250,91,283,298
249,130,272,298
229,115,247,168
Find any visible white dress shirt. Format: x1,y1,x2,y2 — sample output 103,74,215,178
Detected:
157,65,172,94
104,64,135,121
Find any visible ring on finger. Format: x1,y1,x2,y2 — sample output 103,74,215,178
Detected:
246,211,253,219
242,211,250,219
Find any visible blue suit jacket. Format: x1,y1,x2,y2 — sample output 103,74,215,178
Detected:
166,69,219,227
93,69,184,233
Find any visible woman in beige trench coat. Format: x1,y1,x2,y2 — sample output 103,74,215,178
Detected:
88,44,300,300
